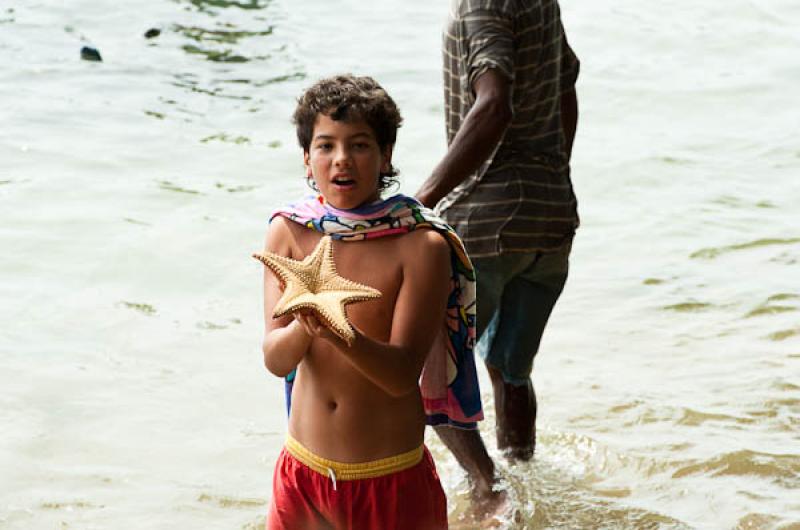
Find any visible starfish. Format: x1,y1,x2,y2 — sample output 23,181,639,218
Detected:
253,235,381,345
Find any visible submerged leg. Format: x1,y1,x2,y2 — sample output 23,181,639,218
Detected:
487,366,536,461
432,425,507,517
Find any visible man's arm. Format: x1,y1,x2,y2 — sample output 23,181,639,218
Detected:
415,69,513,208
560,86,578,161
296,230,451,397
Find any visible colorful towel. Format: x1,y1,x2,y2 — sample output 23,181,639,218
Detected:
271,194,483,429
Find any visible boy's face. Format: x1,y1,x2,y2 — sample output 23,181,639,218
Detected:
304,113,391,210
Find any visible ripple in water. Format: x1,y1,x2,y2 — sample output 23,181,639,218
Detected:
148,0,305,120
690,238,800,260
672,450,800,488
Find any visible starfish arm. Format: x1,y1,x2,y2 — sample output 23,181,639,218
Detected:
252,236,382,346
308,235,334,272
314,294,357,344
253,252,309,284
272,284,315,318
320,279,382,301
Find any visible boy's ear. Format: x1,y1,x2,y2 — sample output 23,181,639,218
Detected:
303,151,311,175
381,145,394,173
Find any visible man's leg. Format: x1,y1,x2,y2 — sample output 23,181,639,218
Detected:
430,254,514,513
433,425,510,522
486,365,537,461
432,425,497,497
485,245,570,461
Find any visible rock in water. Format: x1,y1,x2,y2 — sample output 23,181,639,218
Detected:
144,28,161,39
80,46,102,62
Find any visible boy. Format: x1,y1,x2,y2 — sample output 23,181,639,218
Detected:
260,74,483,530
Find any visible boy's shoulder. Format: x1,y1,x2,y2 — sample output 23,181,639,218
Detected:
395,228,451,272
265,215,289,242
264,215,309,258
401,227,450,252
268,214,297,233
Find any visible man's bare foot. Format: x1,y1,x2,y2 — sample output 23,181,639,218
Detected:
465,482,513,528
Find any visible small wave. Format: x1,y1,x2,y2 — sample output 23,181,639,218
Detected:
709,196,778,211
746,305,797,318
662,301,713,312
40,500,104,510
183,0,271,14
676,407,755,427
201,133,251,145
196,321,230,330
746,293,799,318
594,487,632,499
158,180,202,195
767,293,800,303
658,156,694,165
766,327,800,342
672,450,800,487
597,401,764,431
502,461,689,530
538,430,676,480
174,23,273,45
608,400,645,414
733,512,781,530
215,182,258,193
762,397,800,411
123,217,152,226
118,301,157,316
181,44,258,63
196,493,266,509
770,379,800,391
690,238,800,259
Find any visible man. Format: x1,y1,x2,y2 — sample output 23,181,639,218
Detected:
416,0,580,512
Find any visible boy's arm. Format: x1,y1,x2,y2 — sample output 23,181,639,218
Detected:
261,217,312,377
297,230,451,397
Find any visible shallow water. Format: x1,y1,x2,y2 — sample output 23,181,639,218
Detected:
1,0,799,528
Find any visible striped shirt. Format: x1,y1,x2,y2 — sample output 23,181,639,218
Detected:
437,0,580,257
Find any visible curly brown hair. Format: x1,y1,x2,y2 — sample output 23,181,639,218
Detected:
293,74,403,192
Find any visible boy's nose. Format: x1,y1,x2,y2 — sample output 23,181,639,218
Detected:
334,148,351,167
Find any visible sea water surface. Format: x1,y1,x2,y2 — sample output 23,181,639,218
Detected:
1,0,799,528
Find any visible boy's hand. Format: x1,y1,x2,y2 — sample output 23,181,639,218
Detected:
294,311,352,348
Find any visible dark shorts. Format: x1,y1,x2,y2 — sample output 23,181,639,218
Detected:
473,240,571,385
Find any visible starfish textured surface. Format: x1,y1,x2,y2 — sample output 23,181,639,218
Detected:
253,235,381,345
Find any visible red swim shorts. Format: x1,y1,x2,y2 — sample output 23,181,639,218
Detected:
266,436,448,530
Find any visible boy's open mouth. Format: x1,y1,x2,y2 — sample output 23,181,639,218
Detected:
332,175,355,187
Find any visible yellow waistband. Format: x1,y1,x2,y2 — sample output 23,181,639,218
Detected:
285,435,424,481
